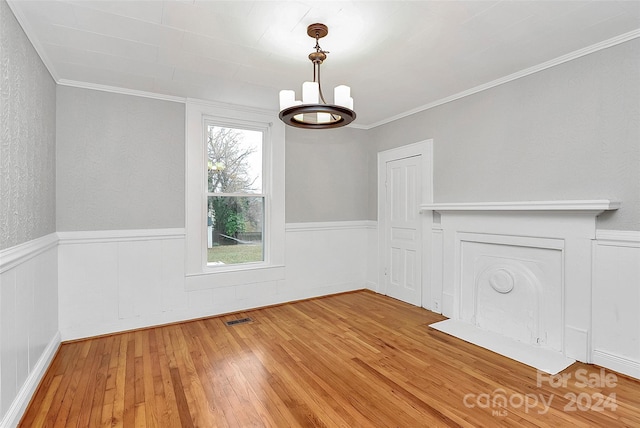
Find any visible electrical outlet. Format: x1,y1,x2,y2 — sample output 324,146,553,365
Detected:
433,300,441,313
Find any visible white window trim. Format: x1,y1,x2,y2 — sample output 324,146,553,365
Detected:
185,99,285,290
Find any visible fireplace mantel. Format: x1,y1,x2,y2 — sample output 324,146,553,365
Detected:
420,199,620,213
424,199,621,372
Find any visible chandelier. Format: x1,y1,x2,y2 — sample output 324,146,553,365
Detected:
279,23,356,129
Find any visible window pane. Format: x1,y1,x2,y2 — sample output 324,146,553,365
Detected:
207,126,262,194
207,196,264,265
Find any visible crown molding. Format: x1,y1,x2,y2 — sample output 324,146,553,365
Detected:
186,97,278,117
57,80,186,103
364,28,640,129
346,123,369,130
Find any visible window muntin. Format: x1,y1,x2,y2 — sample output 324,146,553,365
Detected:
205,125,265,266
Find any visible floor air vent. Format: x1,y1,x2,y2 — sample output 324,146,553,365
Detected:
224,317,253,326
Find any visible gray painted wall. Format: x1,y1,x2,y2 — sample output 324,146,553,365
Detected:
368,39,640,231
0,0,56,250
285,126,369,223
56,86,185,231
11,24,635,232
55,85,368,229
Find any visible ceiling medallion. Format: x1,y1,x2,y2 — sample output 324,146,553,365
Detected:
278,23,356,129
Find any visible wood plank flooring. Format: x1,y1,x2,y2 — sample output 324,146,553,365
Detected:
21,291,640,427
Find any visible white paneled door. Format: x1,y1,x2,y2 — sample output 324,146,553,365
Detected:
384,155,422,306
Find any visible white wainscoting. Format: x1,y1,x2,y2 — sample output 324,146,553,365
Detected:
58,229,187,341
285,221,374,300
592,230,640,379
0,234,60,428
58,222,373,341
365,221,379,292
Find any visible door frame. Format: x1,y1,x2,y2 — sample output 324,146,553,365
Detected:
377,140,434,309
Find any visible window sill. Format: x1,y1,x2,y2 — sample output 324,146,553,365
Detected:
185,264,285,291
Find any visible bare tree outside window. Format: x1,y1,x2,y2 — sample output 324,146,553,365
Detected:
206,126,264,265
207,127,260,193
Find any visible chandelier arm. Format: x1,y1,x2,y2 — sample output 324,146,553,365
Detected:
316,62,328,104
317,64,341,121
313,60,317,84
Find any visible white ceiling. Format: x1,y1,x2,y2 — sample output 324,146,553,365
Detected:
8,0,640,127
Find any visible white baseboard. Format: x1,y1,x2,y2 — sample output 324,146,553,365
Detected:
277,282,365,303
0,332,61,428
592,350,640,380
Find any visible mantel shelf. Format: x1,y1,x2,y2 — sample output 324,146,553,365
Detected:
420,200,621,213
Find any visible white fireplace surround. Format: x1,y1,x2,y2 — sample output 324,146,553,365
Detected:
420,200,620,372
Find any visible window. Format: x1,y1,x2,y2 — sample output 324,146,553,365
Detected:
206,125,264,266
185,101,285,290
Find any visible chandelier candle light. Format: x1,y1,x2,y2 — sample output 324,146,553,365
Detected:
279,23,356,129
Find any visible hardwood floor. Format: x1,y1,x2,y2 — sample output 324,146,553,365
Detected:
21,290,640,427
